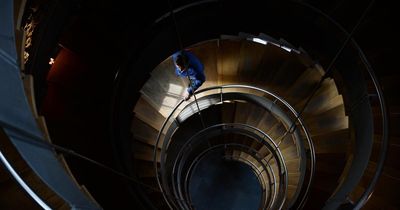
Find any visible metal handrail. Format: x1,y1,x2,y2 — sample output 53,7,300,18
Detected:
180,143,276,210
290,1,388,208
171,123,288,209
153,85,315,209
230,154,274,209
0,149,51,210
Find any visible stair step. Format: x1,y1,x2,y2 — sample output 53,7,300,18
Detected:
288,172,301,186
245,106,269,127
303,94,344,117
217,40,242,83
140,87,180,118
280,146,299,161
312,129,350,154
246,155,262,169
232,149,241,158
267,122,286,140
276,135,295,151
249,136,264,149
268,55,305,89
233,101,253,123
133,96,166,131
283,67,322,105
294,78,340,111
140,56,187,117
131,116,165,148
287,184,297,201
149,57,187,91
236,40,268,82
257,112,279,133
258,146,270,158
133,141,161,162
305,105,349,136
252,44,290,86
285,158,301,172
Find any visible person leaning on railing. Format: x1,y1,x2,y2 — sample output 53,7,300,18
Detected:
172,49,206,100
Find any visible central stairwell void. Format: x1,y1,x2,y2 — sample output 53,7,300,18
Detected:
130,35,350,209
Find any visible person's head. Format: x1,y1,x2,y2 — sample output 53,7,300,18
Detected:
175,52,189,72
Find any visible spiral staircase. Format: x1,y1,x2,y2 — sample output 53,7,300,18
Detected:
1,0,399,210
130,37,348,209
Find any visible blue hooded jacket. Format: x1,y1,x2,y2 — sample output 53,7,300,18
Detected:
172,50,206,95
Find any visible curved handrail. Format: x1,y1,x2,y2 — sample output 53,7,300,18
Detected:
194,144,276,209
180,143,276,210
171,123,288,209
0,146,51,210
153,85,315,209
290,1,388,208
231,154,275,209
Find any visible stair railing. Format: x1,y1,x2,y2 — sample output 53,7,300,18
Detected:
153,85,315,209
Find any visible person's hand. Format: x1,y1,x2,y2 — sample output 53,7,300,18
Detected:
183,92,192,101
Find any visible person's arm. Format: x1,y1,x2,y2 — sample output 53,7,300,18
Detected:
175,66,182,76
187,77,204,95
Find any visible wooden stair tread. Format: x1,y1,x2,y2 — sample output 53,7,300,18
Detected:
233,101,250,123
257,112,279,134
305,105,348,136
294,78,340,111
131,116,164,148
311,129,350,154
236,40,268,83
217,40,242,83
303,94,344,117
133,141,161,162
133,96,166,131
283,67,322,104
